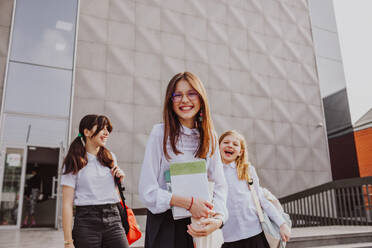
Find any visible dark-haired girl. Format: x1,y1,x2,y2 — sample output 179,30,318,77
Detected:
61,115,129,248
139,72,228,248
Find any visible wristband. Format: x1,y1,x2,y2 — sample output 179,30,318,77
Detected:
64,239,73,245
187,196,194,211
214,216,224,229
219,220,224,229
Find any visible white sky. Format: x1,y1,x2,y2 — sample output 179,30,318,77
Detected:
333,0,372,123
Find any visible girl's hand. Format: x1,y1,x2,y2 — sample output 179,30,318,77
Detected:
189,198,214,218
111,165,125,183
279,223,291,242
187,217,221,237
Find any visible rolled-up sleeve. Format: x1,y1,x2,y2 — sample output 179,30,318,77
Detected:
138,125,172,214
207,143,228,223
251,166,285,227
61,167,77,189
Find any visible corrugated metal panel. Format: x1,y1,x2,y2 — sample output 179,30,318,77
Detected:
355,128,372,177
323,88,353,135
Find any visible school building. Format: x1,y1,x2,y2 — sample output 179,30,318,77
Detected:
0,0,356,230
323,82,372,181
311,0,372,181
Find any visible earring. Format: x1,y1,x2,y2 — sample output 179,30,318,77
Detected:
198,112,203,122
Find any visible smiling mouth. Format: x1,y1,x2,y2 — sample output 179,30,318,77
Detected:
179,106,193,111
224,150,234,156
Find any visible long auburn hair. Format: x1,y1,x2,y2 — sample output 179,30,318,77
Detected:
163,72,216,160
219,130,251,181
63,115,114,175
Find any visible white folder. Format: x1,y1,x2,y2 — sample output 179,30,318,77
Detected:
169,160,210,220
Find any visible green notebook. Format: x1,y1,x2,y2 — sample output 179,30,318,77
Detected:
170,160,207,176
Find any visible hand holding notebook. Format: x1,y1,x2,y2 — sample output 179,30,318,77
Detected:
188,199,214,219
169,160,211,220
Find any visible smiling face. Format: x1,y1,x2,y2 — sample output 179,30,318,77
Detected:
172,79,201,128
85,125,110,147
219,134,242,165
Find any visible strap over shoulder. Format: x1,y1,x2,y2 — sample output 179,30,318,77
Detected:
247,180,265,223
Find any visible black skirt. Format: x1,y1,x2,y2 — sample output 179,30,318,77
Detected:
145,209,194,248
221,232,270,248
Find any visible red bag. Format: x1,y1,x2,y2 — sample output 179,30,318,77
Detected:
120,201,142,245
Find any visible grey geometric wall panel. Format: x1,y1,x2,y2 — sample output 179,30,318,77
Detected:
73,0,331,206
0,0,13,111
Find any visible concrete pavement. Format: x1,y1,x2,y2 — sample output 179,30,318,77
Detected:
0,226,371,248
0,228,144,248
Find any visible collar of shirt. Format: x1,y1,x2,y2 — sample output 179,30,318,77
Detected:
224,161,236,169
87,152,97,162
180,124,199,136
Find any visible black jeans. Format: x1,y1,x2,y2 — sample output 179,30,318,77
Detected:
72,204,129,248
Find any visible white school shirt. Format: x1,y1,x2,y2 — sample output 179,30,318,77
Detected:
60,152,120,206
138,123,228,222
222,162,285,242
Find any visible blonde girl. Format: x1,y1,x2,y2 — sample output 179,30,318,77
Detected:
139,72,228,248
219,130,290,248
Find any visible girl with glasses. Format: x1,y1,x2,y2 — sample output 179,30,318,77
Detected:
139,72,228,248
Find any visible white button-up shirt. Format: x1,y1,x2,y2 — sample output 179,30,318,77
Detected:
61,152,120,206
222,162,285,242
138,123,228,222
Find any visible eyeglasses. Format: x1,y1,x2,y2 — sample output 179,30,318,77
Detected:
171,91,199,103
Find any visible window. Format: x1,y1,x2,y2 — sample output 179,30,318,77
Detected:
4,62,72,118
10,0,77,69
2,114,68,146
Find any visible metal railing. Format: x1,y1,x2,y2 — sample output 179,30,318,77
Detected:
280,177,372,227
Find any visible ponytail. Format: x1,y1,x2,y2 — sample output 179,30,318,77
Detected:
63,114,114,175
63,137,87,175
97,146,114,169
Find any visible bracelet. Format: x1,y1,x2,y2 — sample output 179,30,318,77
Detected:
214,215,224,229
187,196,194,211
64,239,73,245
